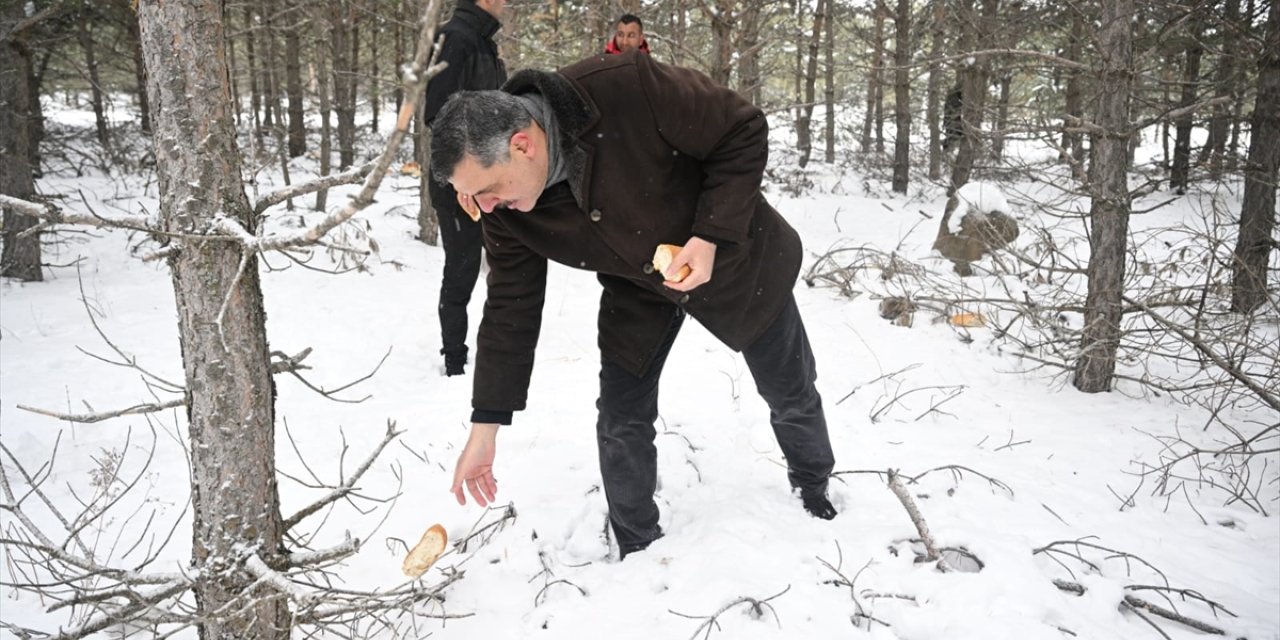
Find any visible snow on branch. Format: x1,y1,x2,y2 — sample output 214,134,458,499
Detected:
253,161,376,215
0,193,153,232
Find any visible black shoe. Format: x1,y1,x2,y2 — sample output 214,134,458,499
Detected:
801,491,837,520
619,531,663,560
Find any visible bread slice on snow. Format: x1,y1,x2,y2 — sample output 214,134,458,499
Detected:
402,523,448,577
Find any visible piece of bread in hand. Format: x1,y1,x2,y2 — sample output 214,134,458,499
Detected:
402,523,448,578
652,244,692,283
456,192,482,222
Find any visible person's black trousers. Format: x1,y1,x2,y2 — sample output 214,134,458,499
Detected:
431,180,484,369
596,293,835,556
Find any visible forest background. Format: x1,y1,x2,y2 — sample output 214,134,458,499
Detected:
0,0,1276,638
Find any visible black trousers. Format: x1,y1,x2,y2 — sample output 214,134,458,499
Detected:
431,180,483,362
596,293,835,554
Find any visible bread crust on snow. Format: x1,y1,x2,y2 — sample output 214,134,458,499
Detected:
402,523,448,577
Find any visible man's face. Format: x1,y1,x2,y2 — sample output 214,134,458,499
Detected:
477,0,507,20
449,131,547,214
614,22,643,51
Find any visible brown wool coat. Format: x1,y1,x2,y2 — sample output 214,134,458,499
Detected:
472,50,803,415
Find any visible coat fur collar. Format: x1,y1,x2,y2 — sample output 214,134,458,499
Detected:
502,69,598,208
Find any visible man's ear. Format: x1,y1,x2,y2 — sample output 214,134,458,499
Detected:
510,131,532,158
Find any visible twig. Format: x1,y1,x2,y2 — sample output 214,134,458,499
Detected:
282,420,403,531
669,585,791,640
886,469,945,567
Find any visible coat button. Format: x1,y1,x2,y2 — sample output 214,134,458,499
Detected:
589,209,602,222
678,293,690,304
643,263,654,274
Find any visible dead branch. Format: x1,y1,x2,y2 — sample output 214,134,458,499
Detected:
283,420,403,531
669,584,791,640
254,161,375,215
886,469,946,568
1122,295,1280,414
0,193,154,232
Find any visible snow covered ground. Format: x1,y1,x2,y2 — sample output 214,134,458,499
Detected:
1,103,1277,639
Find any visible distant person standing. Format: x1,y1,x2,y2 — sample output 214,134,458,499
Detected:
604,14,650,55
425,0,508,376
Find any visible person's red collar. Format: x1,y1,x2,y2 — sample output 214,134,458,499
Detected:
605,37,651,55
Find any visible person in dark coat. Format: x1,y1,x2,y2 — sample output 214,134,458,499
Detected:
604,13,651,55
424,0,508,376
430,50,837,559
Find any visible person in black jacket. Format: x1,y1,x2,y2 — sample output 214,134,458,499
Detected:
425,0,508,376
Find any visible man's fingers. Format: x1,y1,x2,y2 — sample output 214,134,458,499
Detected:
480,474,498,502
451,481,466,505
467,477,489,507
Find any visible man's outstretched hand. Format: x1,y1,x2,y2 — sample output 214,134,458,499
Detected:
451,423,499,506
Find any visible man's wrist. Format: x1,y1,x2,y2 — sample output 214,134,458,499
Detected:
470,422,500,441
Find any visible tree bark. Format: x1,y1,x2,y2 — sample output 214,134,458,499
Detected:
315,6,334,211
1169,15,1203,194
1200,0,1241,179
285,0,306,158
1073,0,1135,393
1,1,42,282
926,0,946,180
243,4,264,148
1060,9,1085,173
991,72,1012,160
824,0,835,163
891,0,911,192
862,1,885,153
136,0,288,636
122,0,152,134
77,18,110,151
331,1,357,169
702,0,734,87
261,0,279,132
1231,0,1279,314
797,0,825,168
735,1,762,104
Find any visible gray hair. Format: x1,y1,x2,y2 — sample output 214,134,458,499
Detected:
430,90,532,184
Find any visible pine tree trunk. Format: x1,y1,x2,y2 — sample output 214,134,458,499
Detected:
1,2,42,282
736,2,762,104
1231,0,1279,314
135,0,288,636
244,4,264,148
418,115,439,245
1073,0,1134,393
1201,0,1240,179
371,12,380,135
991,73,1011,160
705,1,734,87
77,19,110,151
891,0,911,192
315,8,333,212
797,0,824,168
862,2,885,153
285,0,306,158
123,3,151,134
872,1,886,153
824,0,835,163
394,0,404,115
332,2,357,169
1170,20,1203,194
260,0,279,130
926,0,946,179
1061,10,1085,172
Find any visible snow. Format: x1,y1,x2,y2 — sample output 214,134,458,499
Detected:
1,106,1277,640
